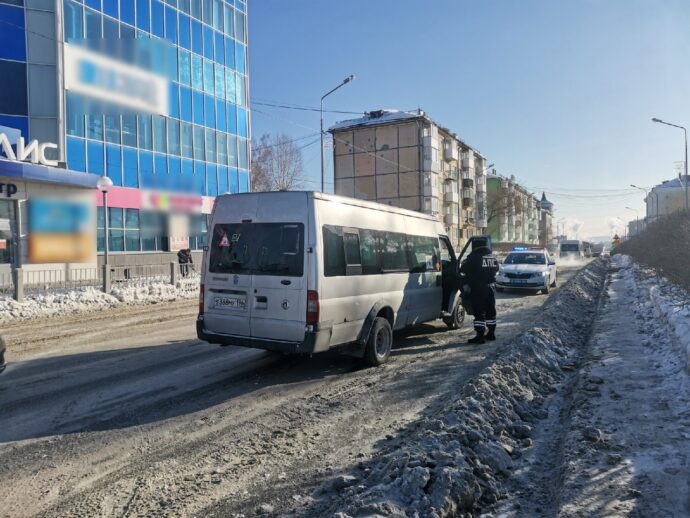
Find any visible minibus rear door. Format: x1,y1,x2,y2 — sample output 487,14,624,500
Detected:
250,223,307,343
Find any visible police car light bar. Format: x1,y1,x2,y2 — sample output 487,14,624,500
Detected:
512,247,529,251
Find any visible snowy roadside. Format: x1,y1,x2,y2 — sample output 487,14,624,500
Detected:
289,260,608,517
0,276,200,324
630,258,690,373
553,254,690,517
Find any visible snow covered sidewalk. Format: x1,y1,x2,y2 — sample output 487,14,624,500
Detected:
0,276,200,324
557,255,690,517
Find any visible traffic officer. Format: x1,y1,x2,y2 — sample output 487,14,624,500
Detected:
460,238,499,344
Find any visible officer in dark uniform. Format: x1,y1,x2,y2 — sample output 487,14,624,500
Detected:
460,238,499,344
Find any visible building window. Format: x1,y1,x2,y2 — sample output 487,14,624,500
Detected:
189,213,208,250
97,208,168,252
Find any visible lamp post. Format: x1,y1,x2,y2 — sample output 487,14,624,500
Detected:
651,117,688,211
321,74,355,192
630,184,649,221
97,175,113,292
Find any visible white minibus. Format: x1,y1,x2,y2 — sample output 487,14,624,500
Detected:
559,240,584,260
196,191,466,365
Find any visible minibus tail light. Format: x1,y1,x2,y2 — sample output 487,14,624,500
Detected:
306,290,319,324
199,283,204,315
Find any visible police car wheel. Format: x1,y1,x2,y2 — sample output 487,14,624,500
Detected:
443,302,465,330
542,283,550,294
550,276,557,288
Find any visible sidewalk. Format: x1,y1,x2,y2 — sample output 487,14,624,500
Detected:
558,256,690,516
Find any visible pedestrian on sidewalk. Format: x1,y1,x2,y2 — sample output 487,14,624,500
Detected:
177,248,189,277
460,238,499,344
185,248,194,274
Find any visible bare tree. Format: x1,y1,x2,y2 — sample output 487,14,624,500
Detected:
251,133,305,192
486,186,514,225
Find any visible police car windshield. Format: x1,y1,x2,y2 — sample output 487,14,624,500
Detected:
504,253,546,265
209,223,304,277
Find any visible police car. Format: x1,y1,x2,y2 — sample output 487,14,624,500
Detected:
495,248,557,294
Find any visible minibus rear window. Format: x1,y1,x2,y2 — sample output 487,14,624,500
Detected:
560,244,580,252
209,223,304,276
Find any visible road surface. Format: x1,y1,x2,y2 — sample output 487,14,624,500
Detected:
0,266,584,517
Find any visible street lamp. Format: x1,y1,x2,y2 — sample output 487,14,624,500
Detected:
97,175,113,292
321,74,356,192
651,117,688,211
630,184,649,221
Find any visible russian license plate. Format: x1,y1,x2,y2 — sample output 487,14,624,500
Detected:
214,296,246,309
511,279,528,284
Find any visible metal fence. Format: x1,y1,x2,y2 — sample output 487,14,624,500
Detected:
22,267,102,295
1,262,197,301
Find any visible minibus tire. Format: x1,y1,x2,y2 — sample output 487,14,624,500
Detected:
443,302,465,330
364,317,393,366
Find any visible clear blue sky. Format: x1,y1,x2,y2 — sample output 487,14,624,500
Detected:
248,0,690,239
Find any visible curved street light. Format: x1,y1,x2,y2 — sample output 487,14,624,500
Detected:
321,75,356,192
651,117,688,211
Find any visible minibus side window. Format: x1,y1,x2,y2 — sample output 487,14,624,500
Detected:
323,225,345,277
343,229,362,276
360,229,381,275
408,235,441,273
382,232,409,272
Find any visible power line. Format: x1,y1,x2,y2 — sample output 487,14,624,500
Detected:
250,100,363,115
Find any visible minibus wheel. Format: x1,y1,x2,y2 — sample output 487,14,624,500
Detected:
443,302,465,330
365,317,392,366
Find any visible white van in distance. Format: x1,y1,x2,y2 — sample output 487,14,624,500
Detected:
197,191,466,365
559,240,584,260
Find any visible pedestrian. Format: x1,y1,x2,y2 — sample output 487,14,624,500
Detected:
185,248,194,274
177,248,189,277
460,238,499,344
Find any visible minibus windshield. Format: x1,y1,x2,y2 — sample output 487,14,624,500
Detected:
209,223,304,276
560,244,581,252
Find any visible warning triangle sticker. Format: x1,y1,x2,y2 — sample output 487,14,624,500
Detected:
219,233,230,247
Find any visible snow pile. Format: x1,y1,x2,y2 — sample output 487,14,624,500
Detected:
626,256,690,372
303,261,607,517
0,276,200,324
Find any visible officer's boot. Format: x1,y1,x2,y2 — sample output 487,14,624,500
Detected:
468,328,485,344
486,325,496,341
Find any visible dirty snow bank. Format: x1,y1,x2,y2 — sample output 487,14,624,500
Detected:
628,257,690,372
555,254,690,517
296,261,607,517
0,276,199,324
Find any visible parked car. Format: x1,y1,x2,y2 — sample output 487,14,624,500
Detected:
495,248,557,294
197,191,468,366
0,336,6,373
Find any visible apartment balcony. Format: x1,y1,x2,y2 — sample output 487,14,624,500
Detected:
461,157,474,169
462,197,474,207
444,191,459,204
444,213,456,226
476,218,488,228
443,141,459,162
476,182,486,194
445,169,459,181
462,178,474,189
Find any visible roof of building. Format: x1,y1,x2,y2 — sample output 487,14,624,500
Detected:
329,108,485,158
654,175,690,189
540,192,554,210
329,109,422,131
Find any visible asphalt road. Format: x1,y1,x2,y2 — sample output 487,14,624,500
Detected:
0,265,585,518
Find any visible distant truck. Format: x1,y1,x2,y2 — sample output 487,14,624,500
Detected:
559,240,584,260
582,241,593,258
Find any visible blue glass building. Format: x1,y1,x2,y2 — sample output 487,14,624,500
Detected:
0,0,250,264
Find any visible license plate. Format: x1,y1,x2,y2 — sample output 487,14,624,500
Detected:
214,296,246,309
511,279,528,284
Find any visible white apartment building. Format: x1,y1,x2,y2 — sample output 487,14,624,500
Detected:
645,175,689,220
329,109,488,249
486,173,541,245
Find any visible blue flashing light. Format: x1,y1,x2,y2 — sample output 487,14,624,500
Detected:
512,247,529,251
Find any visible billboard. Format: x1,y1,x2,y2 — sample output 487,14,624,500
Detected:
28,199,94,263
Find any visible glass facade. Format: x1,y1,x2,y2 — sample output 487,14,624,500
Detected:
62,0,250,197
